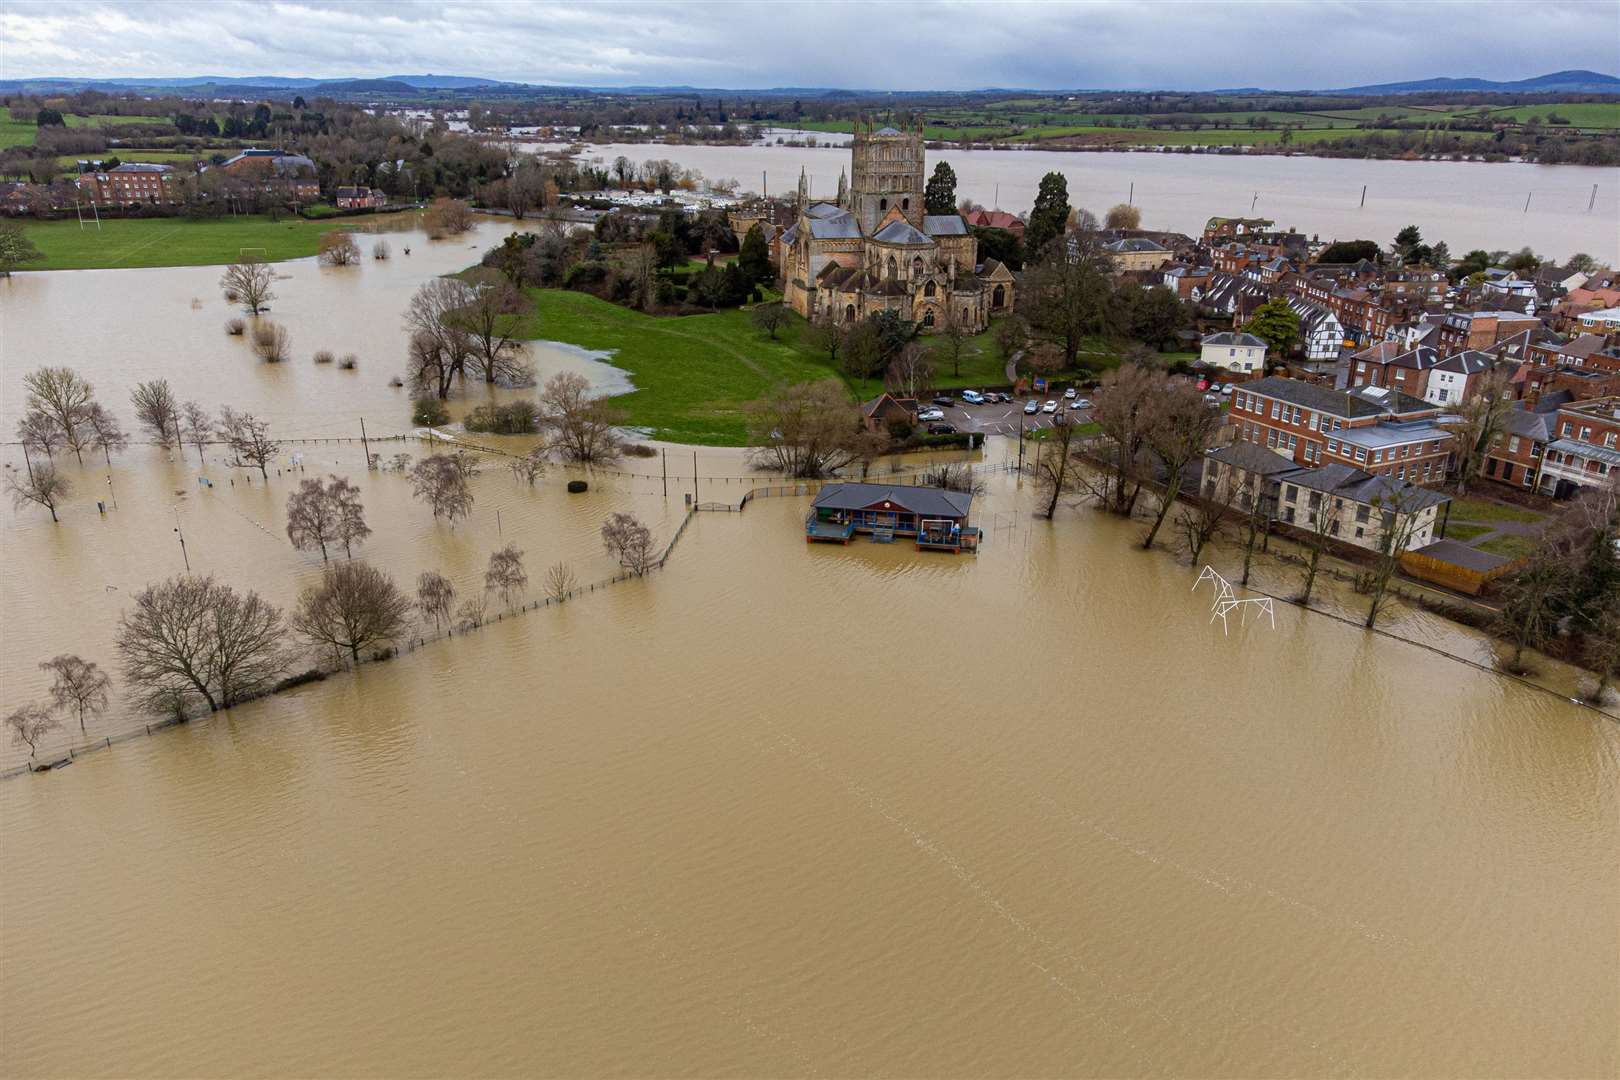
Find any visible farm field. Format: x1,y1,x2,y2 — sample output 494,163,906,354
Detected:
17,215,352,270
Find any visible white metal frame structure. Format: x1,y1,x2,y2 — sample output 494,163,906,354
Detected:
1193,566,1277,635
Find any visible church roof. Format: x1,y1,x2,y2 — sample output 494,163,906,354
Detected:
872,219,932,246
923,215,968,236
805,202,847,220
808,214,862,239
874,126,902,136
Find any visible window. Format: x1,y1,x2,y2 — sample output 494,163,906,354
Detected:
1327,439,1338,454
1508,436,1520,454
1267,429,1278,448
1435,388,1447,402
922,309,935,327
1373,449,1383,463
1309,413,1319,432
1271,401,1280,419
1285,485,1298,503
902,198,910,212
923,281,936,298
1287,435,1297,452
1354,448,1367,463
1356,506,1370,523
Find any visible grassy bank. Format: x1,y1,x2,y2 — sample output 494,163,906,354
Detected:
516,290,1023,445
18,215,350,270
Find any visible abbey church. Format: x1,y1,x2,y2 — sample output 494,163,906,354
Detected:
780,118,1014,333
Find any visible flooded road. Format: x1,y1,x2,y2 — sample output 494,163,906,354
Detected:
2,236,1617,1078
566,141,1620,263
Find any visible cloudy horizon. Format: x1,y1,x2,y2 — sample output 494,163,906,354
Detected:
2,0,1617,92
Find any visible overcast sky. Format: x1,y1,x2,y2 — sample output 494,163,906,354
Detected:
2,1,1616,91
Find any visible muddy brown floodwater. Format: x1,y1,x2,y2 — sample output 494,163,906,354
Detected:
2,232,1617,1078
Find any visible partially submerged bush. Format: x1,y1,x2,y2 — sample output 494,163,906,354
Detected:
338,354,358,370
250,321,290,362
412,397,450,427
463,401,540,435
624,443,658,458
225,317,245,336
313,349,335,365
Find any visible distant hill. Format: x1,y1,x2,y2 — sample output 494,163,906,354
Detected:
1334,69,1620,95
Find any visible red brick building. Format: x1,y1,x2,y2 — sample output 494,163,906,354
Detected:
1229,376,1452,484
1537,397,1620,496
77,163,179,206
1483,406,1556,491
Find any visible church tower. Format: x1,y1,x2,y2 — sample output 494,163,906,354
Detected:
849,114,925,233
836,168,847,208
796,166,808,211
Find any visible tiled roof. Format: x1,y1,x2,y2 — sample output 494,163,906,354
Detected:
922,215,968,236
1202,331,1267,348
872,219,932,245
812,482,972,518
1244,376,1383,419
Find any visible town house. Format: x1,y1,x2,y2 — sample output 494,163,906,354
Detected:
1198,331,1267,375
1423,351,1499,406
1484,405,1557,491
1230,377,1452,484
77,163,179,206
1537,397,1620,497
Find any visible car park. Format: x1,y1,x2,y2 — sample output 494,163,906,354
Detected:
960,390,985,405
1023,400,1039,415
918,408,945,422
1043,400,1058,413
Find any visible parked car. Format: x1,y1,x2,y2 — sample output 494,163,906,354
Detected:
932,394,954,406
1066,398,1083,410
918,408,945,422
1075,398,1093,409
927,422,957,435
1023,400,1040,415
1220,384,1234,396
1063,387,1077,399
960,390,985,405
1202,393,1222,406
1043,400,1058,413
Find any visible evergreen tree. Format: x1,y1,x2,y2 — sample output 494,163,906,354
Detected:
924,162,957,216
738,224,773,287
1025,172,1071,257
1241,299,1301,365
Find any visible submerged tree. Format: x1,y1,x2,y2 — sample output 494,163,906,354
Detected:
22,366,95,465
130,379,180,449
220,256,276,314
116,575,289,714
601,512,656,575
744,379,882,478
216,407,279,480
5,703,59,761
180,401,213,466
410,454,475,523
7,462,71,523
537,371,625,464
416,572,456,630
292,561,413,665
1139,381,1221,551
40,654,112,735
543,562,577,603
485,544,529,608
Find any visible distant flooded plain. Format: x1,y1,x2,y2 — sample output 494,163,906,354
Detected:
2,219,1616,1077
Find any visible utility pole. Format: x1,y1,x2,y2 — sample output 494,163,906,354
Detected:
692,450,699,503
1128,181,1133,206
1589,183,1599,211
360,417,372,467
173,508,191,572
1524,191,1532,213
1359,184,1367,208
661,448,668,497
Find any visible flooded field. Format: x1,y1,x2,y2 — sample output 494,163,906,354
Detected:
2,228,1617,1078
564,142,1620,263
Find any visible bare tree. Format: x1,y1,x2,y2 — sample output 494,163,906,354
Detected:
1238,477,1271,587
416,571,456,630
423,198,473,238
130,379,180,448
510,445,548,485
7,462,71,522
116,575,289,713
1361,486,1437,630
285,477,340,561
1033,416,1086,518
83,403,128,468
485,544,529,607
220,256,275,314
404,278,476,399
803,319,847,370
216,407,279,480
292,561,413,665
455,278,532,385
1176,480,1233,565
1085,364,1160,518
180,401,212,465
1140,383,1220,550
410,454,475,523
744,379,883,478
372,239,391,260
16,409,64,460
538,371,625,464
330,475,370,556
455,593,488,631
317,231,361,266
750,302,791,340
22,366,94,464
884,344,935,401
918,462,986,495
1581,593,1620,704
5,703,59,761
1445,369,1514,495
250,321,291,363
40,654,111,735
1294,486,1343,605
1494,542,1575,673
544,561,577,603
601,512,656,575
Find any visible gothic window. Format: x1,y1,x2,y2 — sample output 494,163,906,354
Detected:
911,256,923,280
880,198,887,212
993,284,1006,308
924,280,936,298
923,309,936,327
886,256,896,280
845,304,855,322
902,198,910,212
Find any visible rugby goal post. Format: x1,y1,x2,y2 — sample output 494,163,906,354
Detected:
238,246,269,260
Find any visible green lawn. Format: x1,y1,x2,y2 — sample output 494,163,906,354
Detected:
18,215,354,270
1478,533,1537,560
1,113,175,149
0,116,36,149
515,290,1014,445
1445,496,1547,524
1485,103,1620,128
1441,522,1493,542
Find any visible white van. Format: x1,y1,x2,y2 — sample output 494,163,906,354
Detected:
960,390,985,405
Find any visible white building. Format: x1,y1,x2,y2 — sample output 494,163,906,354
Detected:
1199,331,1267,374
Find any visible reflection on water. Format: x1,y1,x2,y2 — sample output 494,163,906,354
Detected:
1,439,1617,1076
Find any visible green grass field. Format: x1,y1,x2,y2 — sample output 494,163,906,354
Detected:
515,290,1019,445
1,113,176,149
19,215,351,270
0,116,36,149
1485,103,1620,128
1477,533,1537,560
1440,522,1493,542
1446,496,1547,524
